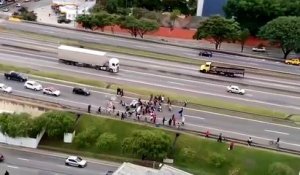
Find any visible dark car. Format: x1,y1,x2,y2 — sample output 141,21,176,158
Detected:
105,170,114,175
0,153,4,162
72,87,90,96
57,16,71,24
4,71,28,82
199,51,213,57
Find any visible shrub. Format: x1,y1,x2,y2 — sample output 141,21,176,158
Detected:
268,162,294,175
208,153,227,168
74,127,101,148
96,132,117,151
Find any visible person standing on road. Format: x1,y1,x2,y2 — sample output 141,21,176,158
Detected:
247,137,253,146
217,133,223,142
162,117,166,125
168,118,172,126
97,106,101,114
88,104,91,113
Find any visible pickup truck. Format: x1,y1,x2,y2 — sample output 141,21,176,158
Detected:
4,71,28,82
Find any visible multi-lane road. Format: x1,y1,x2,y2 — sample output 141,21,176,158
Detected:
0,144,119,175
1,20,300,75
0,34,300,113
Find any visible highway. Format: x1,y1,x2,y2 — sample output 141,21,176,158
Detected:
1,20,300,75
0,144,118,175
0,35,300,113
1,73,300,152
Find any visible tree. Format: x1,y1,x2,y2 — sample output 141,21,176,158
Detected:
258,16,300,59
169,9,180,30
96,132,117,151
93,12,111,31
118,16,140,37
74,127,101,148
161,0,189,15
41,111,76,139
76,15,96,30
106,0,118,14
122,130,172,160
193,16,240,50
237,28,250,52
137,19,159,38
224,0,300,34
268,162,294,175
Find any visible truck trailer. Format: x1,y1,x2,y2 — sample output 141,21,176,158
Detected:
57,45,120,73
199,62,245,77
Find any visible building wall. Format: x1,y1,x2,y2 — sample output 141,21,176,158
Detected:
196,0,228,16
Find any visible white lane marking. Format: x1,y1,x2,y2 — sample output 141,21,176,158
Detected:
245,94,253,97
264,129,290,135
0,36,57,48
184,115,205,120
135,45,150,49
17,158,29,161
248,80,298,89
168,81,186,86
186,123,300,147
7,165,19,169
0,48,57,60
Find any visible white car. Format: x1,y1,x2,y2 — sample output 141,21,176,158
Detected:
65,156,87,168
252,47,266,52
226,85,245,95
24,80,42,91
43,87,60,96
0,83,12,93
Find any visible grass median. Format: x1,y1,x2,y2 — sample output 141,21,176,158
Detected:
39,114,300,175
0,63,291,121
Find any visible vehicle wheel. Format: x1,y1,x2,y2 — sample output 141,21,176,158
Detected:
65,162,69,166
79,165,83,168
228,90,231,93
109,69,113,73
35,88,38,91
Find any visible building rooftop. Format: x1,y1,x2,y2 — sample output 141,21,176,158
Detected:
113,162,193,175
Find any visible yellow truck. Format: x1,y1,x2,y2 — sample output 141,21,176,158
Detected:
285,58,300,65
199,62,245,77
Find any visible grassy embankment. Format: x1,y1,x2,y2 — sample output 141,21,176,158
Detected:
40,114,300,175
0,63,290,121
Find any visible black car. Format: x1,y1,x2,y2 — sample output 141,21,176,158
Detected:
4,71,28,82
72,87,90,96
0,153,4,162
199,51,213,57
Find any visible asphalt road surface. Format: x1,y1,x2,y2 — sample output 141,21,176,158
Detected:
1,74,300,152
0,145,118,175
1,20,300,76
0,36,299,113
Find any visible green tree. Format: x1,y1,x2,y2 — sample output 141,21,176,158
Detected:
137,18,159,38
268,162,294,175
74,127,101,148
237,28,250,52
122,130,172,161
193,16,240,50
258,16,300,59
96,132,117,151
106,0,118,14
41,111,76,139
162,0,189,15
169,9,180,30
224,0,300,34
76,15,96,30
93,12,111,31
118,16,140,37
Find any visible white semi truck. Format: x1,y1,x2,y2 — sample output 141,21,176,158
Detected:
57,45,120,73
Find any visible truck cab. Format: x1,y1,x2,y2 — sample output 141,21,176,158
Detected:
108,58,120,73
199,62,212,73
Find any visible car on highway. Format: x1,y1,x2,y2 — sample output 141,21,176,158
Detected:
0,83,12,93
252,47,266,52
285,58,300,65
4,71,28,82
72,87,90,96
57,16,71,24
226,85,245,95
105,170,114,175
43,87,60,96
199,51,212,57
16,3,21,7
0,153,4,162
2,8,9,12
24,80,42,91
65,156,87,168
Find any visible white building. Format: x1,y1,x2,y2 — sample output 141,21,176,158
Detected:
52,0,96,20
